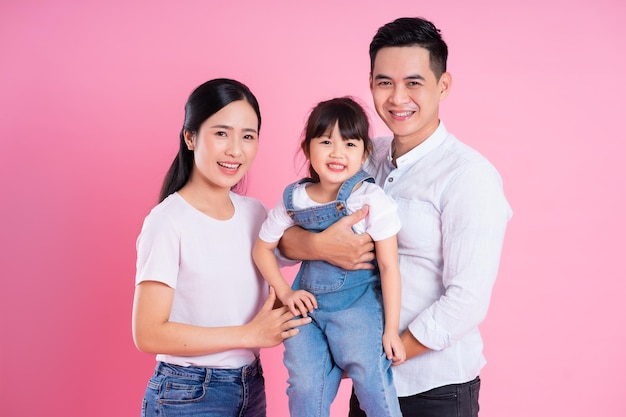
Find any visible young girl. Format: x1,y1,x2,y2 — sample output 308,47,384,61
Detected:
252,97,405,417
132,78,310,417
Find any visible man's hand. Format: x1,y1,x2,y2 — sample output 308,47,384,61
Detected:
279,206,375,270
394,329,430,363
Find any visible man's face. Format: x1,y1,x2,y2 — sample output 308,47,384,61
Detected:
370,46,451,151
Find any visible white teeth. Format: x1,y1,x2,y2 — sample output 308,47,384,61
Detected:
219,162,239,169
392,111,414,117
328,164,345,170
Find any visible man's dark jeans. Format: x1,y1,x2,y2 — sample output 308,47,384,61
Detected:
349,376,481,417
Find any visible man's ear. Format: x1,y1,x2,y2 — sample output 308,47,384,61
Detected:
438,72,452,100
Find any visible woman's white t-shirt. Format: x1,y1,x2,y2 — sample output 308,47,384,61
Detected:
135,192,268,368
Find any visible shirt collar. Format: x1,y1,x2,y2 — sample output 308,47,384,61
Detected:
387,121,448,168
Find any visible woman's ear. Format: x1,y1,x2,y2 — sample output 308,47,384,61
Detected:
183,130,195,151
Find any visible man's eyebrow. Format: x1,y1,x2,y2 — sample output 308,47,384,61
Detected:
373,74,426,81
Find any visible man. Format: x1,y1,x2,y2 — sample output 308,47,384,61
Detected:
279,17,512,417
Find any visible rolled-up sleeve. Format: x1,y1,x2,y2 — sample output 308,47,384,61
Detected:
409,162,512,350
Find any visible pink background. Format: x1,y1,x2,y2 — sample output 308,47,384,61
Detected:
1,1,625,416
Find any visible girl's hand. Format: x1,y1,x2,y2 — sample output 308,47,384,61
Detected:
245,287,311,348
279,289,318,318
383,332,407,366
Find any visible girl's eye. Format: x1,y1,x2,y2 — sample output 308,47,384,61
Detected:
216,131,227,137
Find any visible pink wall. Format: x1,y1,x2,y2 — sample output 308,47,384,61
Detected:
1,1,624,416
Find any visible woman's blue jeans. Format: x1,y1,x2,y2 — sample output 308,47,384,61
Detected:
141,358,266,417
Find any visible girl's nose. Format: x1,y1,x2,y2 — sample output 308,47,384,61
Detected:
329,143,343,158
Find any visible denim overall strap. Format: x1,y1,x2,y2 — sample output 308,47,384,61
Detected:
335,169,375,203
282,178,312,212
282,170,374,213
282,170,375,231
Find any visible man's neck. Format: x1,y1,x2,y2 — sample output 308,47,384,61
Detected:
391,120,440,165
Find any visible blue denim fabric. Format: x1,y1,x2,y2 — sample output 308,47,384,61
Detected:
349,377,481,417
282,170,401,417
141,358,266,417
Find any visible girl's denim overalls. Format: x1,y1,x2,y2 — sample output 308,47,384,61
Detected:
282,169,401,417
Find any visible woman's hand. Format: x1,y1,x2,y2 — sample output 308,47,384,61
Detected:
244,287,312,348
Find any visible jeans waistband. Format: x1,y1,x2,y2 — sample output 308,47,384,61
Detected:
154,357,262,382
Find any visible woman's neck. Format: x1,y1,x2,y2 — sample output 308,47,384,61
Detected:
178,181,234,220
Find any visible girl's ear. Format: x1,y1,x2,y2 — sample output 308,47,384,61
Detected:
362,144,372,163
183,129,195,151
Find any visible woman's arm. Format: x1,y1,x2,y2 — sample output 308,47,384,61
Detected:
132,281,310,355
278,207,375,270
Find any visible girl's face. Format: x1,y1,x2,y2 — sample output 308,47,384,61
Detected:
185,100,259,192
308,121,367,187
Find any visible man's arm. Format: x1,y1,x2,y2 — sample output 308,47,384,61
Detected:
278,206,375,270
400,330,430,361
408,163,512,351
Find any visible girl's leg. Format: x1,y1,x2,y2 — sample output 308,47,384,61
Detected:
283,316,343,417
326,290,401,417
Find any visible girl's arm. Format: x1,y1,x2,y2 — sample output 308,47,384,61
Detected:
132,282,310,355
375,235,406,364
253,237,317,317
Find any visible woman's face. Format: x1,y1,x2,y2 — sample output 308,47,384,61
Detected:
185,100,259,191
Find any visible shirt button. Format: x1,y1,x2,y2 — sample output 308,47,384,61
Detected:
388,177,394,183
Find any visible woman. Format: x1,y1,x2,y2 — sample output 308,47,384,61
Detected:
132,78,310,417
